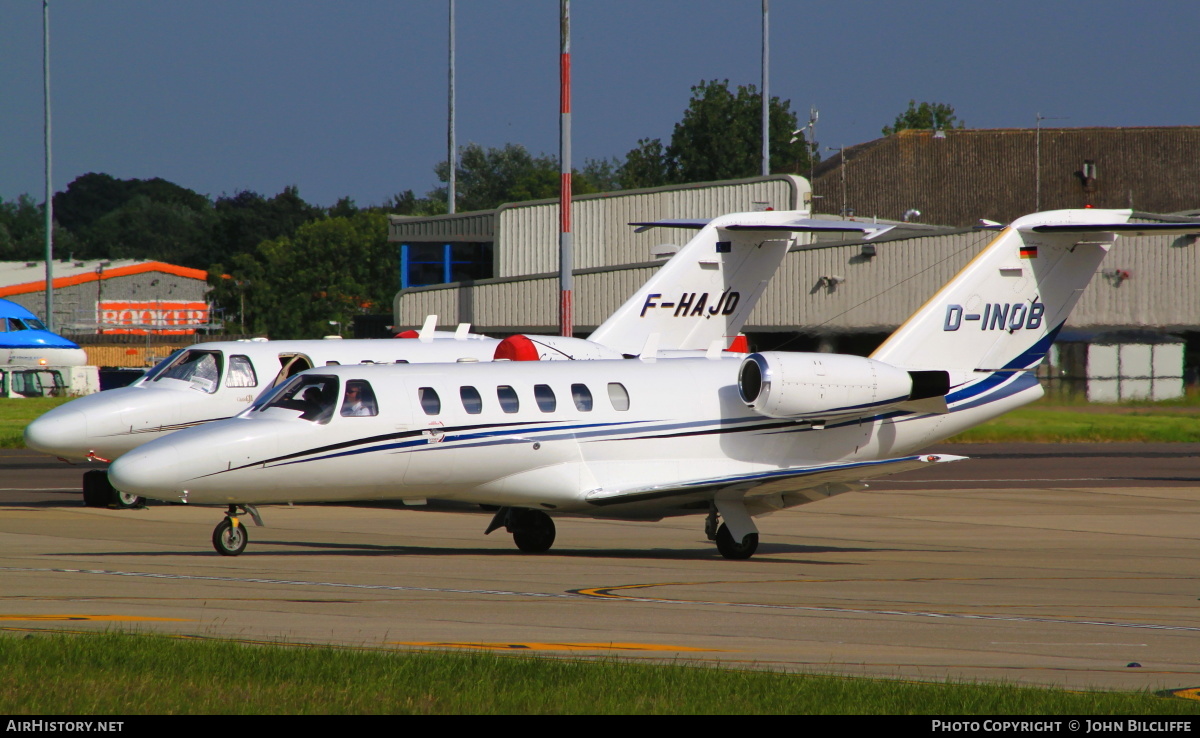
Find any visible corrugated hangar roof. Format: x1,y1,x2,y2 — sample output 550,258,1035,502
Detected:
0,260,207,298
811,127,1200,227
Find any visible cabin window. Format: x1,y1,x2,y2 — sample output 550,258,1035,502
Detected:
151,349,223,393
341,380,378,417
607,382,631,411
226,355,258,388
497,385,520,413
460,386,483,414
534,384,556,413
419,387,442,415
571,383,593,412
258,374,339,424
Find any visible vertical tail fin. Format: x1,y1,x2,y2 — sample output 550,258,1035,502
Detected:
871,209,1121,374
872,209,1200,374
588,211,893,355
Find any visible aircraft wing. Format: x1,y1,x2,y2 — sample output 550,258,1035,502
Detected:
631,217,895,239
585,453,965,511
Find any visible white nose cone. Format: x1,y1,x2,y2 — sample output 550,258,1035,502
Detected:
108,442,184,501
24,407,87,458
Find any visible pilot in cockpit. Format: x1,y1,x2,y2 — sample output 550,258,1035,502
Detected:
300,385,336,422
340,380,378,417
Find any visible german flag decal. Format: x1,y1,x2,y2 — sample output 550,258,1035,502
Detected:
1019,245,1038,259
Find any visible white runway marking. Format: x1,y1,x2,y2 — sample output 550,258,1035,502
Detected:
3,566,1199,633
875,478,1110,483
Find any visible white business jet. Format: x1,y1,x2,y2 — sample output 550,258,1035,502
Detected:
25,210,891,507
107,208,1200,558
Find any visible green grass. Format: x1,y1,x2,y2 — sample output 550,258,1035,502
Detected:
1,632,1198,715
947,388,1200,443
947,407,1200,443
0,397,73,449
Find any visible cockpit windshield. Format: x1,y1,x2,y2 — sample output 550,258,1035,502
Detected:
144,349,224,393
257,374,339,423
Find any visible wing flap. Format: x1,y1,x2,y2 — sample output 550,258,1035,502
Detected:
584,454,966,507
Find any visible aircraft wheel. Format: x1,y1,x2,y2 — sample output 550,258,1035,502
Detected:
212,518,248,556
715,523,758,560
112,489,146,510
512,509,556,553
81,470,109,507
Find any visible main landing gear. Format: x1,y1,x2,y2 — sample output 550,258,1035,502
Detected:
82,469,145,509
212,505,264,556
484,507,557,553
705,503,759,560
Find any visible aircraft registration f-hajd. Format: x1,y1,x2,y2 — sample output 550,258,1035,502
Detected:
107,209,1200,559
24,209,891,507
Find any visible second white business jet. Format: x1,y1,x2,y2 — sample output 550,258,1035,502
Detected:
108,208,1199,558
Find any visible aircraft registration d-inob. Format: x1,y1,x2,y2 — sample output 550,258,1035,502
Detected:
25,210,888,507
108,209,1200,558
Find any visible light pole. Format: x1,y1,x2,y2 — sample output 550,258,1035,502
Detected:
447,0,456,214
1035,112,1067,211
827,146,848,218
43,0,54,330
761,0,769,177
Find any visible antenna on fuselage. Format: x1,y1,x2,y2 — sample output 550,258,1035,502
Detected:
417,315,438,343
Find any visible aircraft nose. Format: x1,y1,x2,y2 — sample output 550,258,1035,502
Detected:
24,407,88,458
108,442,184,501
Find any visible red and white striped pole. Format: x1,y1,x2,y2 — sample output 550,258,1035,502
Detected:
558,0,573,337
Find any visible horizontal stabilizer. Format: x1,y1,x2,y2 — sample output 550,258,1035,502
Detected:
1024,222,1200,236
585,454,966,507
631,218,895,240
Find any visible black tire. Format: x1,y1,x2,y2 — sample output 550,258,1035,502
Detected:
81,470,108,508
112,489,146,510
212,518,248,556
511,509,556,553
715,523,758,560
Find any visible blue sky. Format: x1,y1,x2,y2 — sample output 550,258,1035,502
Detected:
3,0,1198,208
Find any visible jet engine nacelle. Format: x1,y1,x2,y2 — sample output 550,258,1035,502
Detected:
738,352,949,421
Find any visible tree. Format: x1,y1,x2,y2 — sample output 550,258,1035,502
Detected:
0,195,47,261
617,138,672,189
52,173,215,264
882,100,965,136
428,143,616,212
209,210,394,339
576,157,622,193
210,186,325,267
616,80,811,188
430,143,558,212
83,194,215,267
54,173,210,235
382,189,446,217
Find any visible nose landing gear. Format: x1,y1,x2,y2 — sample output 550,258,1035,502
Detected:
212,504,264,556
